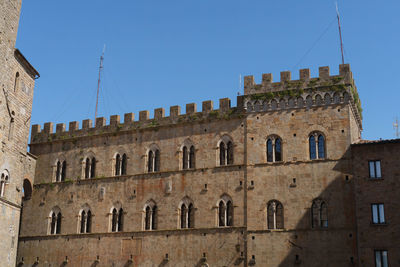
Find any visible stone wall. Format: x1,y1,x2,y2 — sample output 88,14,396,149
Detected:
18,65,363,266
0,0,38,266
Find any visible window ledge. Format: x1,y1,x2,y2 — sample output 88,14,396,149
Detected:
370,223,388,226
368,177,384,181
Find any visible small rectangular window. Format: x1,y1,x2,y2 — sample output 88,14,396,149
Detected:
371,204,385,224
369,160,382,179
375,250,388,267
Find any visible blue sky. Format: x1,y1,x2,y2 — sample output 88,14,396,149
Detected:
17,0,400,140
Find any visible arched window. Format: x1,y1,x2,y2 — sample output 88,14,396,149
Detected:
219,138,234,166
14,72,19,92
84,156,96,179
182,145,196,170
267,200,284,229
266,136,283,162
49,208,62,235
22,179,32,200
179,198,195,229
218,196,233,227
115,154,121,176
110,206,124,232
55,160,66,182
147,146,160,172
0,171,10,197
309,132,326,160
144,201,158,230
79,205,92,233
311,199,328,228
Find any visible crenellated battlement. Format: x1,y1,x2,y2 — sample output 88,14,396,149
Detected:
30,98,238,144
244,64,353,95
30,64,361,144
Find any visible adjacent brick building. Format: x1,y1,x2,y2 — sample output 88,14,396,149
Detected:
352,140,400,267
0,0,39,266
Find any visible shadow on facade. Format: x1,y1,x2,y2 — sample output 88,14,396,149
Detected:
273,158,357,267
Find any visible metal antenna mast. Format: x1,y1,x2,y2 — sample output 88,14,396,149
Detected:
393,117,399,138
95,45,106,121
336,2,345,64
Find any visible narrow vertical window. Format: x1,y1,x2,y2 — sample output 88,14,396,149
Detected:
111,208,118,232
8,118,14,141
226,200,233,226
152,205,158,230
375,250,388,267
188,203,194,228
86,210,92,233
115,154,121,176
0,180,4,197
182,146,188,170
56,212,62,234
275,138,282,162
118,208,124,231
309,136,316,160
372,204,385,224
50,212,56,234
80,211,86,233
56,161,61,182
85,158,90,179
267,139,273,162
121,154,127,175
219,201,226,226
317,135,325,159
145,206,151,230
369,160,382,179
320,202,328,228
219,142,226,166
227,141,234,165
148,151,154,172
189,146,195,169
154,150,160,172
61,161,66,181
90,157,96,178
311,202,319,228
181,204,187,228
14,72,19,92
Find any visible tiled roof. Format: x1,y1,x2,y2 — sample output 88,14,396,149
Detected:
352,138,400,146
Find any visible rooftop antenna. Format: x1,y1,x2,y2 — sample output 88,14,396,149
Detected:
238,74,242,95
336,2,345,64
393,117,399,138
95,45,106,121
